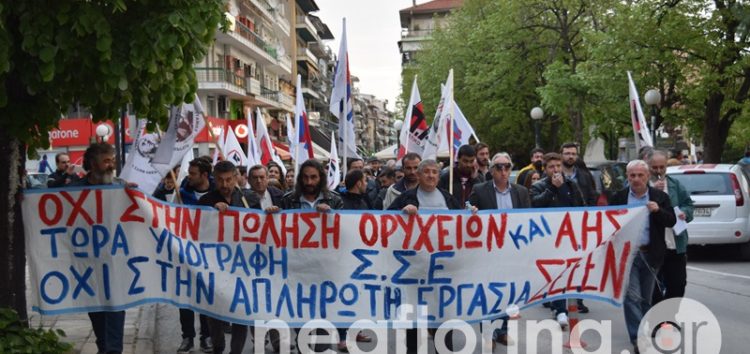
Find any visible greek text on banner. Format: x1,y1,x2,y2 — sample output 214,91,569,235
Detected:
23,186,646,327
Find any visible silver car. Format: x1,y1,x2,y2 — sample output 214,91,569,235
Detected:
667,164,750,258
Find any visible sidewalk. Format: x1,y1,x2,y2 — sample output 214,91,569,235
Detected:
25,266,158,354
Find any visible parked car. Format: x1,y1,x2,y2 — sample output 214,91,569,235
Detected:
667,164,750,259
587,161,628,206
25,172,49,189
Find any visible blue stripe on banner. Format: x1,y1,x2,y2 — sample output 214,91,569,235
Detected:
31,293,621,328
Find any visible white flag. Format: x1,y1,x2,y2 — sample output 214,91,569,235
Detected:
295,74,315,172
120,119,162,194
285,113,296,162
627,71,654,150
151,96,206,176
327,132,341,190
223,125,248,167
176,147,193,188
329,18,360,161
423,71,454,160
438,102,479,157
246,108,261,166
256,108,287,176
212,126,225,165
398,76,429,160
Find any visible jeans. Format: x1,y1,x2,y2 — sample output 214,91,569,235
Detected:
88,311,126,353
652,250,687,304
179,309,210,339
624,251,659,342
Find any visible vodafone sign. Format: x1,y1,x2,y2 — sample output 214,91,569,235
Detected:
49,118,133,147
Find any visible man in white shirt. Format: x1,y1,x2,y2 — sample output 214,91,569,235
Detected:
247,164,283,209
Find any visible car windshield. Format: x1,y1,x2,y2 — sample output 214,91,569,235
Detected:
669,173,734,196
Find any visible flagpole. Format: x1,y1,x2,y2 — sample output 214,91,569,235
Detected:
448,70,454,196
341,18,348,181
155,113,183,203
404,75,417,156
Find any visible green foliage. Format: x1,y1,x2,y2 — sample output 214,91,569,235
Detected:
0,0,226,151
0,308,72,354
405,0,750,163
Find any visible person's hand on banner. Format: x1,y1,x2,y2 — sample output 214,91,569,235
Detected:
214,202,229,212
316,204,331,213
265,206,281,214
647,201,660,213
401,204,418,215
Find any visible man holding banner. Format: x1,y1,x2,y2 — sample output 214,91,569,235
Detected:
197,161,260,354
610,160,676,350
468,152,530,347
69,142,128,354
389,159,461,352
530,152,587,328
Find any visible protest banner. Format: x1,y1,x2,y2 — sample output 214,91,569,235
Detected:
24,186,645,327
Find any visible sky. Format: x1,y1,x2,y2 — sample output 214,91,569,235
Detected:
313,0,409,111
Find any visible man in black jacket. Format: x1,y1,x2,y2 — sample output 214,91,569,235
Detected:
438,144,484,206
198,161,260,354
280,159,343,211
248,164,284,209
561,142,597,206
530,152,586,328
341,169,372,210
468,152,529,346
389,159,460,352
47,152,81,187
469,152,531,210
609,159,676,351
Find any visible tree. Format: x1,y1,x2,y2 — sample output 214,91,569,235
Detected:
0,0,225,320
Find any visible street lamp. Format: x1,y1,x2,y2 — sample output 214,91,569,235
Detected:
644,89,661,145
95,124,111,143
393,119,403,146
530,107,544,148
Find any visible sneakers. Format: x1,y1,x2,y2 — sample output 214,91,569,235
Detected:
177,338,193,353
199,337,213,353
556,313,569,328
355,332,372,342
577,300,590,314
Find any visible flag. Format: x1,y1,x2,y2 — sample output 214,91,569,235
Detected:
212,125,225,165
246,108,261,166
439,102,479,157
176,147,193,188
151,96,206,176
295,74,314,171
327,132,341,190
285,113,296,161
223,125,248,167
256,108,287,176
119,119,162,194
421,83,447,160
627,71,654,150
329,18,360,161
398,76,429,160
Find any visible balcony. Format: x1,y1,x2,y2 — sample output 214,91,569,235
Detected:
296,46,319,70
195,67,248,98
241,0,274,22
216,20,278,66
269,8,291,37
246,77,261,96
295,15,320,42
277,92,294,112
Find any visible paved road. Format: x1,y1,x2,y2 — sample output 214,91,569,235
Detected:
154,245,750,353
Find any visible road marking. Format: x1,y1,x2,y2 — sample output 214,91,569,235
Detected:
687,265,750,280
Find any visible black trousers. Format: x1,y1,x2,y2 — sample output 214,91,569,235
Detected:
179,309,210,339
406,328,454,352
208,318,249,354
652,250,687,304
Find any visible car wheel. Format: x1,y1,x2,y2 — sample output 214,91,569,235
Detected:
739,242,750,261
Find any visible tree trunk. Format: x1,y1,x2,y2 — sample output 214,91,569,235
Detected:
0,131,27,321
702,92,735,163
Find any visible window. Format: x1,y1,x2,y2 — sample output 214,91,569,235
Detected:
670,173,734,196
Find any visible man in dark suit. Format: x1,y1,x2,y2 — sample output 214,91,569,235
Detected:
248,164,284,209
469,152,531,210
609,159,676,351
468,152,530,347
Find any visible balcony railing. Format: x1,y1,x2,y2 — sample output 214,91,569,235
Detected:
261,86,279,102
400,28,434,38
235,20,278,60
195,67,247,90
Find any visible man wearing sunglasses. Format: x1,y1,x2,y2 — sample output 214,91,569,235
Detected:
467,152,530,347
